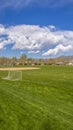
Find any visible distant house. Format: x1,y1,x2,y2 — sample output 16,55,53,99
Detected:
67,62,73,66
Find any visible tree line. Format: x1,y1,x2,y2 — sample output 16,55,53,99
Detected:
0,54,72,66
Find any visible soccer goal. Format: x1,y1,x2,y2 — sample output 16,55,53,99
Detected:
3,70,22,81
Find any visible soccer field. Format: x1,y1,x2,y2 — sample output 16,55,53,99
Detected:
0,66,73,130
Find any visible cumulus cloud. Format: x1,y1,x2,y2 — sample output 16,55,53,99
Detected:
43,44,73,56
0,24,73,57
0,38,12,49
0,0,73,9
0,24,5,34
28,50,40,54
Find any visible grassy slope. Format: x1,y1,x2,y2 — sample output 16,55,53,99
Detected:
0,66,73,130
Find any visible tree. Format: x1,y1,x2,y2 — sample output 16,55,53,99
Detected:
19,54,27,65
11,56,17,66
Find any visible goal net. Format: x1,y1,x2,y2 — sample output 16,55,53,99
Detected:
3,70,22,81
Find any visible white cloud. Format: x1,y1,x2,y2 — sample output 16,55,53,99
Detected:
0,24,73,57
0,24,5,34
43,44,73,56
0,38,12,49
28,50,40,54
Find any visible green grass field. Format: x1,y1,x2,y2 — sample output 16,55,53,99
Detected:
0,66,73,130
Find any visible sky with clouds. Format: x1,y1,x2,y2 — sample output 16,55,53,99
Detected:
0,0,73,58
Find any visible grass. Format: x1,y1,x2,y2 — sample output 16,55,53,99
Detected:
0,65,73,130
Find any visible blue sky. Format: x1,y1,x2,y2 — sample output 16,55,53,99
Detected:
0,0,73,58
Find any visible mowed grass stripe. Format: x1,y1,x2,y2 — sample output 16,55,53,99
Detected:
0,83,73,130
0,66,73,130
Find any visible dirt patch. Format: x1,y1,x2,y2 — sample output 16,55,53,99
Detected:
0,67,40,71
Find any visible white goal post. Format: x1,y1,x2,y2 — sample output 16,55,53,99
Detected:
3,70,22,81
